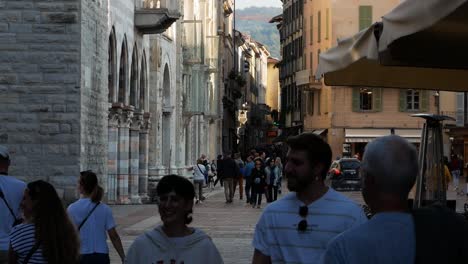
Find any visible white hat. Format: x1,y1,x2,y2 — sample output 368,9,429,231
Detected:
0,145,9,159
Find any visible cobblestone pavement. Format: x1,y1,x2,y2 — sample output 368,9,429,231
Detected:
108,179,468,263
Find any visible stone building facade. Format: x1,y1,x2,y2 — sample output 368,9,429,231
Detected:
0,0,229,203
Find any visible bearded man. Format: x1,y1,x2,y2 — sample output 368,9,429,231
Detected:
251,133,367,264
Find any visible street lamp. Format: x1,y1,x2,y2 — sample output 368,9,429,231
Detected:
434,90,440,115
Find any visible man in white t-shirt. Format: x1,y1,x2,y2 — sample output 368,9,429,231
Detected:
0,145,26,264
252,133,367,264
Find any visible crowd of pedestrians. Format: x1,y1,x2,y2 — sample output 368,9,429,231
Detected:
2,132,468,263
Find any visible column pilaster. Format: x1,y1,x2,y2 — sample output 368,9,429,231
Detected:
117,106,133,204
139,112,151,203
107,104,121,203
129,111,143,204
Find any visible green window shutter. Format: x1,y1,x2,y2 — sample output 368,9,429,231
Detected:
399,89,407,112
310,15,313,44
373,88,382,112
352,88,360,112
318,11,321,43
326,9,330,40
359,6,372,31
420,90,430,112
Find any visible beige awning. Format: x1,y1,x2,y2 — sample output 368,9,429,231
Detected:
345,128,421,143
316,0,468,92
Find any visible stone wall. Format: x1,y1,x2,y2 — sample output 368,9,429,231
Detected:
79,0,109,189
0,0,82,199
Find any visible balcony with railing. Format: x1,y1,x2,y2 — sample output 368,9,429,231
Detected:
135,0,181,34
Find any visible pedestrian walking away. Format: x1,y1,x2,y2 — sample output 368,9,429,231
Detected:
233,153,245,200
221,153,240,203
9,180,80,264
252,133,367,264
68,170,125,264
191,159,207,204
125,175,223,264
214,155,224,187
321,135,468,264
244,156,255,203
0,145,26,264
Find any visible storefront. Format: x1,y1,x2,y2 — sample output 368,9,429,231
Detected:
343,128,422,158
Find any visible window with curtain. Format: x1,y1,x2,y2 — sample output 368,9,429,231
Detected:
406,89,420,111
399,89,428,112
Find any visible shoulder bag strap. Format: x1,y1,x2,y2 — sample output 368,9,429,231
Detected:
78,202,100,230
196,164,205,176
0,188,19,223
23,241,41,264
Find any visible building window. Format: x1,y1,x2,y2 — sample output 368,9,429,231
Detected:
310,52,313,73
353,87,382,112
310,15,313,44
308,91,314,115
406,89,420,111
318,11,321,43
359,88,373,110
317,90,321,115
359,6,372,31
399,89,427,112
326,8,329,40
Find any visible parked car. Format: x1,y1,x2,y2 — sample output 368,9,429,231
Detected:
327,158,361,191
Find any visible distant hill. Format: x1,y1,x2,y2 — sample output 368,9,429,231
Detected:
236,7,282,58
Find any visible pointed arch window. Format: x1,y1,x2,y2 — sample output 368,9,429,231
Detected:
130,46,139,108
139,53,147,111
108,29,117,103
118,38,128,104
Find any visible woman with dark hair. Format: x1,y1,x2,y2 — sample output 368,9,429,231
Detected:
8,180,80,264
126,174,223,264
250,159,267,208
67,171,125,264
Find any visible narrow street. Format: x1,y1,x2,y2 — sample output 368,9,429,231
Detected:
109,180,468,263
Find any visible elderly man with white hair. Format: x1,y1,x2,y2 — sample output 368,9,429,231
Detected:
321,135,468,264
321,135,418,263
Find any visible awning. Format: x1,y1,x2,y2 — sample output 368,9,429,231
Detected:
378,0,468,69
316,0,468,92
312,129,327,136
345,128,421,143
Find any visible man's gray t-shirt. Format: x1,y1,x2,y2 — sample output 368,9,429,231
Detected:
321,212,415,264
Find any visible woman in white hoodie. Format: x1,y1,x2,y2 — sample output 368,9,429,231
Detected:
125,174,224,264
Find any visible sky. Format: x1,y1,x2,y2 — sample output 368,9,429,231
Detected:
235,0,282,9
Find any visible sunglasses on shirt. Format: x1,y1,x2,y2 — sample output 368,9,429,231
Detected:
298,206,308,232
